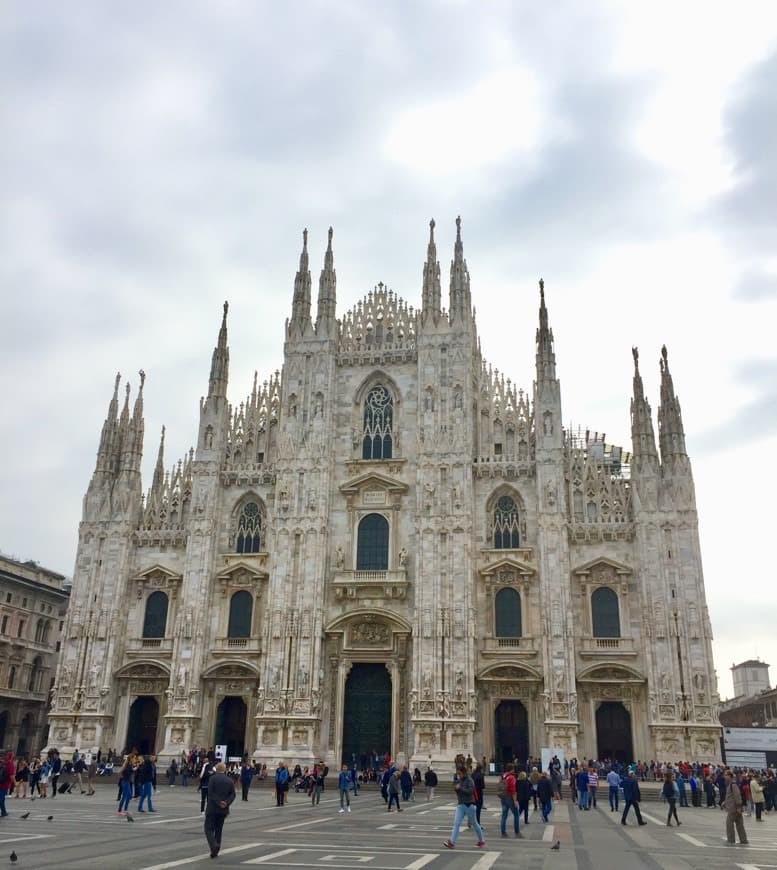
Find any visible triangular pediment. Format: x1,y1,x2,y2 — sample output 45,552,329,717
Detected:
480,556,535,577
339,471,408,495
132,564,183,582
215,558,268,582
573,556,632,576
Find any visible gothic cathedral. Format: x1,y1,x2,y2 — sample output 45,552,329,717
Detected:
48,219,721,767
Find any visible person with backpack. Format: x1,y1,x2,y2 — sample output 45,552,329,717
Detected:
471,763,485,825
49,751,61,799
387,770,402,812
443,763,485,849
274,760,289,807
497,762,522,838
199,758,217,813
424,767,438,802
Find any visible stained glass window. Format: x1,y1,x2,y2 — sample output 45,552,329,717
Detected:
362,385,393,460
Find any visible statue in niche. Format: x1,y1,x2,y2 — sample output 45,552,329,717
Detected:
89,663,100,692
59,664,72,692
269,664,280,690
422,671,432,699
335,546,345,569
298,665,309,690
553,666,564,699
543,411,553,436
454,391,463,410
398,547,407,568
455,669,464,699
569,694,577,721
279,487,290,511
177,664,187,691
313,398,323,418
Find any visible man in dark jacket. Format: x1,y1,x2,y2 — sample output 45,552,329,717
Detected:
424,767,438,802
137,755,156,812
621,770,647,826
204,762,236,858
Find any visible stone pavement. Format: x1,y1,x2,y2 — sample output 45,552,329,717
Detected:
0,781,774,869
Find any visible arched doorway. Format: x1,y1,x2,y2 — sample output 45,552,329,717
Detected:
17,713,34,757
342,664,391,765
596,701,633,762
125,696,160,755
495,700,529,765
214,696,247,760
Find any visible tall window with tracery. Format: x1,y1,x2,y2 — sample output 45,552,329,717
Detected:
236,502,262,554
493,495,520,548
362,385,393,460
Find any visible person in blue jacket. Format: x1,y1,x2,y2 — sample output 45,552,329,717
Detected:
621,770,647,826
338,764,352,813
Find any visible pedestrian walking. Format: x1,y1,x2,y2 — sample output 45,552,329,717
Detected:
136,755,156,813
204,762,236,859
723,769,749,846
621,770,647,826
516,771,531,824
537,771,553,822
199,759,216,813
497,762,521,838
387,770,402,812
0,752,15,817
471,763,485,825
606,768,621,812
662,773,681,826
274,761,289,807
443,764,485,849
239,761,254,802
117,757,134,815
337,764,352,813
750,774,765,822
49,751,61,799
423,767,437,802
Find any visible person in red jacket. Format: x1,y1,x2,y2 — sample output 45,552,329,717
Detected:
0,752,15,817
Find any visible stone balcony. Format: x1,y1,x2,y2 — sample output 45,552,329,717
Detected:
212,637,262,655
578,636,637,657
480,636,539,658
332,569,409,601
126,637,174,656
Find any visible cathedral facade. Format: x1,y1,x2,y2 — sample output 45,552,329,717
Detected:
47,220,722,768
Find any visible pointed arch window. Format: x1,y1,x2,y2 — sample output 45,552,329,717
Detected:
493,495,520,549
142,591,169,639
362,385,393,460
495,587,522,637
591,587,620,638
356,513,389,570
236,502,262,554
228,590,253,638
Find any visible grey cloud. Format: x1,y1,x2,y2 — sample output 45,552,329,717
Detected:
733,268,777,301
693,358,777,454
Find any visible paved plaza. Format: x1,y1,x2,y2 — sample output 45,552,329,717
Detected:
0,781,774,869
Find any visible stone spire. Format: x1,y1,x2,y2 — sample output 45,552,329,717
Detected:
421,218,441,324
288,228,312,337
658,345,687,460
449,216,471,326
208,302,230,399
122,369,146,474
150,425,166,496
630,348,658,462
535,278,556,383
95,372,122,475
315,227,337,338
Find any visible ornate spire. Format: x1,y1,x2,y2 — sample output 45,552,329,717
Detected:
315,226,337,337
208,301,230,398
535,278,556,381
149,425,166,502
289,228,312,337
421,218,441,323
658,345,686,459
95,372,122,474
449,215,471,325
630,347,658,461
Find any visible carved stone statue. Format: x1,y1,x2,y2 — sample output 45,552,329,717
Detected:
335,546,345,569
398,547,407,567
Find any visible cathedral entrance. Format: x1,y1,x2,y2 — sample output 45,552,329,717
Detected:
125,696,159,755
495,700,529,765
214,696,247,759
342,663,391,764
596,701,633,763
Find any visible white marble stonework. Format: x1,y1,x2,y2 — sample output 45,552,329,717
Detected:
46,221,721,768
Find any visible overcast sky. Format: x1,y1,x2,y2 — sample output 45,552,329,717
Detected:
2,1,776,699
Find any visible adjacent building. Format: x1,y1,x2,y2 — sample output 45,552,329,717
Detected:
47,220,722,766
0,553,70,755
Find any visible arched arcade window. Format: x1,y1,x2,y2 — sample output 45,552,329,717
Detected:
227,590,253,638
493,495,520,549
495,587,522,637
356,513,389,570
28,656,43,693
362,385,393,460
591,587,621,638
236,502,262,554
142,591,169,639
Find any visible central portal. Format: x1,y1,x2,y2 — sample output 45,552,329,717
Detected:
342,663,391,764
495,700,529,765
214,696,247,760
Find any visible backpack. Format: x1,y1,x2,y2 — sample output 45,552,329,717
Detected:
496,775,508,799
